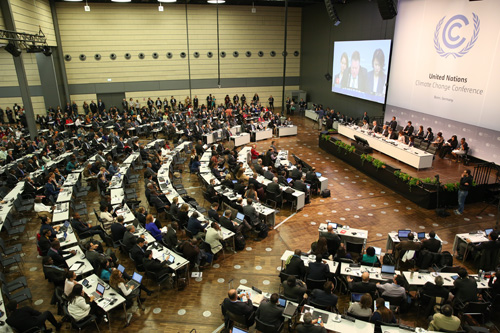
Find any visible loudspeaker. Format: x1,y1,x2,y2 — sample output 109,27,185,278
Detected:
5,43,21,57
324,73,332,81
377,0,398,20
324,0,341,26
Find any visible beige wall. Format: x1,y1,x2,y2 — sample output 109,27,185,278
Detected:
0,96,46,117
56,3,301,85
10,0,57,46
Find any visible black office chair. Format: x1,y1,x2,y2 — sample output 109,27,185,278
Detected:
144,268,172,300
346,312,370,322
63,305,100,332
345,241,364,261
255,317,283,333
0,272,27,292
305,278,326,292
461,301,491,324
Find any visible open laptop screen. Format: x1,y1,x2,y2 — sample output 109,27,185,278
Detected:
485,228,493,236
96,283,106,296
236,212,245,221
131,272,143,284
381,265,395,274
117,264,125,273
398,230,411,238
327,222,338,229
373,247,382,256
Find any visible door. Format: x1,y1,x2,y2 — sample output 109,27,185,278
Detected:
96,92,126,112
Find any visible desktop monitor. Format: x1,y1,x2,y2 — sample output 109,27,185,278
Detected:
398,230,411,238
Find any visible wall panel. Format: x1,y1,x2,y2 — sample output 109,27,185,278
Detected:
10,0,57,46
0,96,46,117
56,3,301,86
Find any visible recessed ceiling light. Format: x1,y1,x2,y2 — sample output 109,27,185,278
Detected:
207,0,225,3
111,0,132,2
63,0,84,2
158,0,177,2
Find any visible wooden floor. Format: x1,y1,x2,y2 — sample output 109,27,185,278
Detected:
9,115,500,332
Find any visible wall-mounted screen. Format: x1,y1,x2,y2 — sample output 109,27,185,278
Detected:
332,39,392,104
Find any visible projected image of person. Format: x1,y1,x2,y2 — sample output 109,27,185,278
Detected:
334,52,348,87
367,48,387,94
341,51,368,92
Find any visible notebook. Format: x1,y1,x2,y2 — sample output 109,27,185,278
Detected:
381,265,396,279
398,229,411,241
125,272,143,288
91,283,106,299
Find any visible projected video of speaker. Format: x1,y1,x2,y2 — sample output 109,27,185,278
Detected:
332,39,392,104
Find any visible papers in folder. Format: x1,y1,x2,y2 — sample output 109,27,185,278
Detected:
69,261,84,272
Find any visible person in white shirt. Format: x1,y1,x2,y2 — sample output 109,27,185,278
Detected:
34,198,53,214
67,284,95,322
348,293,373,318
0,147,7,162
64,271,78,296
205,222,224,254
109,269,139,301
100,205,115,223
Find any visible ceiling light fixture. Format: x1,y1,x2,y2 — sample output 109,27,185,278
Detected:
207,0,225,3
158,0,177,2
110,0,132,2
252,2,256,13
84,0,90,11
63,0,83,2
158,4,164,11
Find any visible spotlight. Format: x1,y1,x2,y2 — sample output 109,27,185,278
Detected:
5,43,21,57
84,5,90,11
158,4,164,11
43,46,53,56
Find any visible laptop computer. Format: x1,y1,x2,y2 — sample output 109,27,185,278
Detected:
373,246,382,256
278,298,287,307
303,305,329,323
351,293,363,302
283,301,298,317
166,254,175,264
232,180,238,184
234,212,245,225
125,272,143,288
286,178,293,184
232,328,249,333
327,222,338,229
381,265,396,279
398,229,411,241
91,283,106,299
417,232,426,240
117,264,125,274
374,300,390,311
57,231,67,242
315,172,322,178
61,220,70,232
485,228,493,236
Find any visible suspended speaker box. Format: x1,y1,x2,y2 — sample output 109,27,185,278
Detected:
377,0,398,20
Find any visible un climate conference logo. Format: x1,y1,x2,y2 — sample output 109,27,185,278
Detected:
434,13,480,58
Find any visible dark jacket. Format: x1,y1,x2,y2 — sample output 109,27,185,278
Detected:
256,300,283,328
284,255,306,278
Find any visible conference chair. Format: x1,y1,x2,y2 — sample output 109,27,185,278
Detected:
0,272,27,292
460,301,490,324
1,284,32,304
255,317,284,333
305,278,326,292
63,305,100,332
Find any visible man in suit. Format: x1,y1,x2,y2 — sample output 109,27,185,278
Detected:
341,51,368,92
266,177,283,206
222,289,255,327
308,255,330,281
110,216,126,243
284,249,306,278
47,240,75,268
453,268,478,304
347,272,377,297
291,165,302,180
389,116,398,131
388,127,398,140
310,281,338,309
254,159,264,175
6,300,62,333
72,213,109,244
143,250,172,277
255,293,284,329
219,209,252,234
42,256,65,286
372,120,382,134
130,238,147,270
422,275,451,301
394,232,421,270
403,121,414,136
296,312,326,333
320,225,341,258
98,99,105,113
163,223,179,249
293,175,310,203
208,202,220,222
123,225,143,251
242,198,260,227
195,140,204,156
421,231,441,253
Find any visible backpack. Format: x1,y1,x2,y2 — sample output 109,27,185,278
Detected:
235,233,246,251
258,223,269,239
383,253,395,266
321,189,331,198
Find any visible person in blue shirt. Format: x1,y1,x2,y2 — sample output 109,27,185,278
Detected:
315,106,325,130
145,214,163,242
190,156,201,173
361,246,379,265
187,211,206,239
108,161,119,176
45,173,60,200
65,157,78,173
